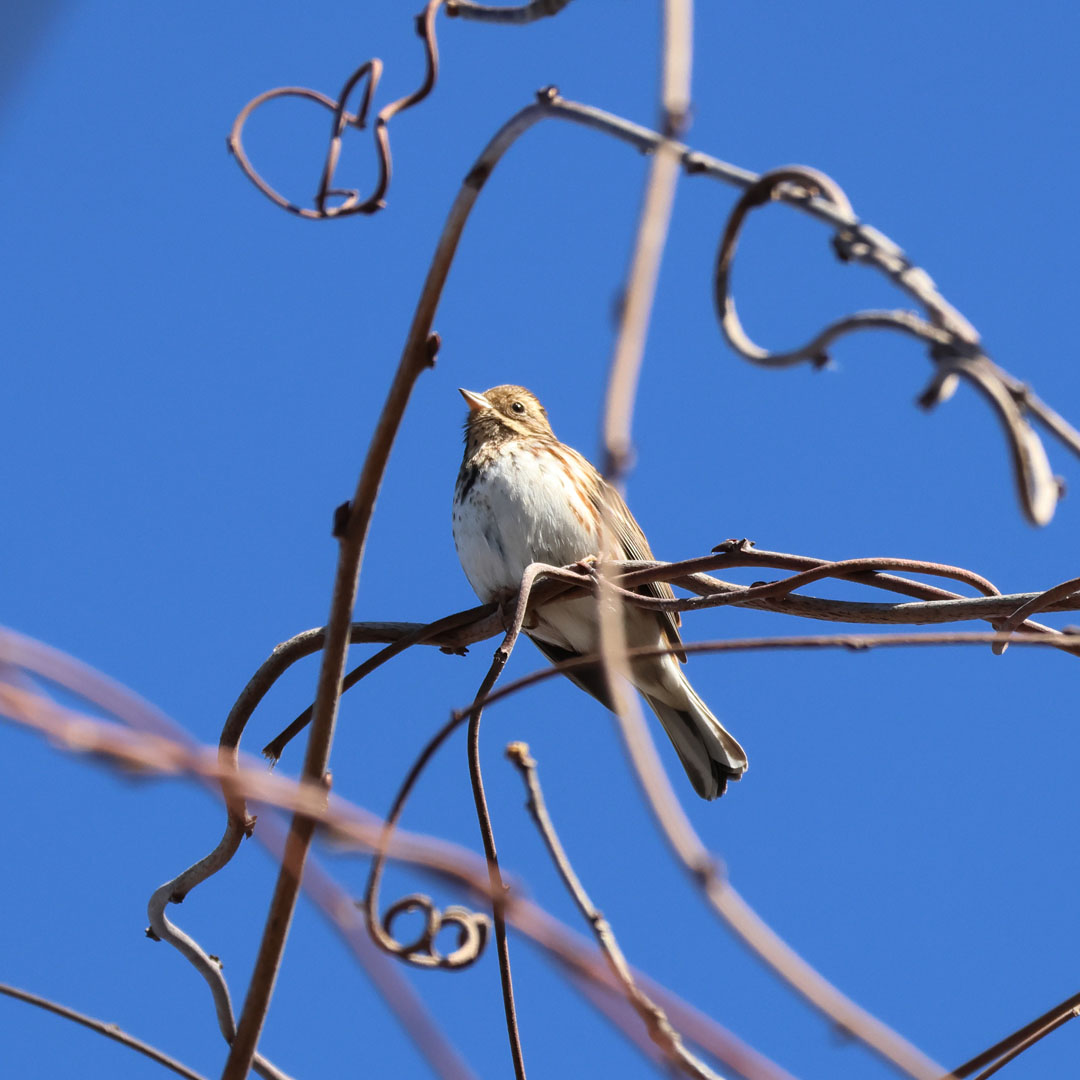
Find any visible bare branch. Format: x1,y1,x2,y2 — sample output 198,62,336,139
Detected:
0,982,208,1080
600,0,690,483
476,630,1080,715
261,604,496,761
951,991,1080,1079
458,561,567,1079
0,664,788,1078
445,0,573,22
507,742,725,1080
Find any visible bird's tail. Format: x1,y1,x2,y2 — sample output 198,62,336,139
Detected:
643,683,747,801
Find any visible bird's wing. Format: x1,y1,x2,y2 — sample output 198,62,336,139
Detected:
529,636,618,711
568,446,688,664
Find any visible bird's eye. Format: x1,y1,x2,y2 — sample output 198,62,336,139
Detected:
511,401,525,414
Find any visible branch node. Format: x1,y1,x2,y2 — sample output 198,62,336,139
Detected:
332,500,352,538
425,331,442,367
505,740,534,768
712,537,755,554
682,151,707,174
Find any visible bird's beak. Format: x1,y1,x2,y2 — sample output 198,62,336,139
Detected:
458,388,489,413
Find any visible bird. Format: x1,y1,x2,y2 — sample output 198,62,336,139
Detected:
451,384,747,800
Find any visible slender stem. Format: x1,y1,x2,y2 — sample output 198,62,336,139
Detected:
0,982,208,1080
507,744,724,1080
467,650,527,1078
951,992,1080,1078
967,1008,1079,1080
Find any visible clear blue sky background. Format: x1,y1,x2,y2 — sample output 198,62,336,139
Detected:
3,3,1079,1078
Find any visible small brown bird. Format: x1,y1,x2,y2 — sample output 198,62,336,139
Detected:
452,384,747,799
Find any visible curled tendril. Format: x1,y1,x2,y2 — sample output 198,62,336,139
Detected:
363,893,490,970
227,0,443,219
712,162,1062,525
361,712,494,971
713,164,951,367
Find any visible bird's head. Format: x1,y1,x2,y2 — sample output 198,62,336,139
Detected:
459,384,554,448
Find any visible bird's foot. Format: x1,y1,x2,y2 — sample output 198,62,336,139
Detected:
566,554,601,579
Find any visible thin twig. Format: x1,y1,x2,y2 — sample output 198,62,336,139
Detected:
262,603,496,761
967,1007,1079,1080
472,630,1080,715
0,982,208,1080
221,324,442,1078
252,810,480,1080
507,743,725,1080
600,0,690,483
466,652,526,1078
951,991,1080,1078
0,656,979,1080
460,562,560,1079
2,671,791,1079
446,0,573,22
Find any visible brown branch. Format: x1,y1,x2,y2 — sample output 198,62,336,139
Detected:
458,560,566,1080
226,102,472,1065
0,660,909,1080
967,1006,1079,1079
466,626,1080,1077
261,603,496,762
951,991,1080,1079
225,550,1080,767
149,608,487,1079
466,651,527,1079
0,982,208,1080
228,69,788,1078
474,629,1080,715
445,0,573,21
535,96,1079,523
251,812,480,1080
1,681,786,1080
998,572,1080,634
174,7,1080,1075
234,22,1080,521
507,742,724,1080
600,0,690,483
523,659,946,1079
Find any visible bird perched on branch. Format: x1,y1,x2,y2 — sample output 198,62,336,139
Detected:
452,384,746,800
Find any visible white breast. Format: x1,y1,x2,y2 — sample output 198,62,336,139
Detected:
452,443,599,604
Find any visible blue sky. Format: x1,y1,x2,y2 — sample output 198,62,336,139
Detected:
3,3,1079,1078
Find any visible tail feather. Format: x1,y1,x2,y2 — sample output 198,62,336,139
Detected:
643,688,747,801
528,635,747,801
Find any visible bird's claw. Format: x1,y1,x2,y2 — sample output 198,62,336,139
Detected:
568,554,601,578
